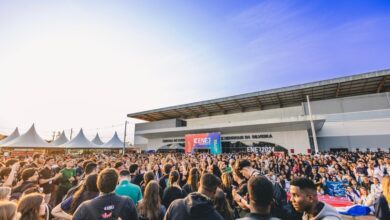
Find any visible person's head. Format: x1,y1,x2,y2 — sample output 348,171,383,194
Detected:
143,171,155,186
114,162,124,171
163,164,173,175
359,187,368,196
32,154,44,164
0,168,11,181
138,181,160,220
248,176,274,214
168,170,180,186
198,173,220,199
0,187,11,201
0,201,17,220
290,177,318,213
84,174,99,192
5,159,17,168
129,164,139,174
17,193,45,220
21,168,39,182
85,162,97,175
119,170,131,181
221,172,233,189
65,159,74,168
373,177,379,185
44,157,54,166
382,176,390,203
187,167,200,192
97,168,119,194
214,188,234,220
237,160,252,179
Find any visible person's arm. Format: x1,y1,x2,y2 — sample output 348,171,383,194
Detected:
4,163,19,187
52,203,72,220
39,172,62,185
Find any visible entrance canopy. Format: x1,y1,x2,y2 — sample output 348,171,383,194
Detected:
1,124,52,148
61,129,99,149
0,127,20,145
102,132,124,149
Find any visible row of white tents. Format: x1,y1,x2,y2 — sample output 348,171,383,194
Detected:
0,124,126,149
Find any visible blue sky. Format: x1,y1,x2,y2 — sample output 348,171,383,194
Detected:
0,0,389,141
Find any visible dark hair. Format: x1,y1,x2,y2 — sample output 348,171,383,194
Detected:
138,181,161,220
119,170,130,177
169,170,180,186
115,162,123,169
5,159,17,167
129,164,139,173
214,189,234,220
212,164,222,178
238,160,251,170
45,157,54,164
21,168,36,181
17,193,43,220
97,168,118,193
82,160,93,169
290,177,316,192
0,167,11,179
32,153,40,161
85,163,97,175
200,173,220,193
248,176,273,207
143,171,155,186
70,174,99,214
163,164,173,175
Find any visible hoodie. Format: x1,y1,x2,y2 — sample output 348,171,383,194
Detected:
164,192,224,220
302,202,342,220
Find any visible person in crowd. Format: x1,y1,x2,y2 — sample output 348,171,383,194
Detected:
17,193,48,220
137,180,166,220
129,164,144,186
0,200,18,220
162,170,185,209
115,170,143,205
358,186,374,207
370,177,382,199
345,185,360,204
57,159,76,204
159,164,172,191
237,175,280,220
63,162,97,200
11,168,39,200
290,177,341,220
51,174,99,219
182,167,200,195
38,157,62,203
214,188,235,220
72,168,138,220
375,176,390,220
164,173,224,220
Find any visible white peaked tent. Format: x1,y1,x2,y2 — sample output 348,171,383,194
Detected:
51,131,69,146
91,133,104,145
102,132,124,149
0,127,20,146
1,124,51,148
61,129,99,149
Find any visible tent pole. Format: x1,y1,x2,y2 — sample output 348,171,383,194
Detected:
123,121,127,155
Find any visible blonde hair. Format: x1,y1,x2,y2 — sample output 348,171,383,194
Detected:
382,176,390,203
0,187,11,200
0,201,17,220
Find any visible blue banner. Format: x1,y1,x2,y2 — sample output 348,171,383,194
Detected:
325,181,346,197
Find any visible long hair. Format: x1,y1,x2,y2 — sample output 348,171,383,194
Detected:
137,181,161,220
187,168,200,192
70,174,99,214
221,173,233,191
382,176,390,203
168,170,180,187
17,193,44,220
214,189,234,220
0,201,17,220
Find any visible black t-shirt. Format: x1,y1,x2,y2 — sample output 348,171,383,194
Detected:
39,167,53,194
73,193,138,220
131,174,144,187
162,186,185,209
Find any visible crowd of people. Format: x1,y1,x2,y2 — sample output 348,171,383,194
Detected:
0,150,389,220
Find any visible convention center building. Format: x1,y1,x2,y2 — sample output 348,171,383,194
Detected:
128,69,390,154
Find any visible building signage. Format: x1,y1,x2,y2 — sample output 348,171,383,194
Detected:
247,146,275,153
185,132,222,155
221,134,272,141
